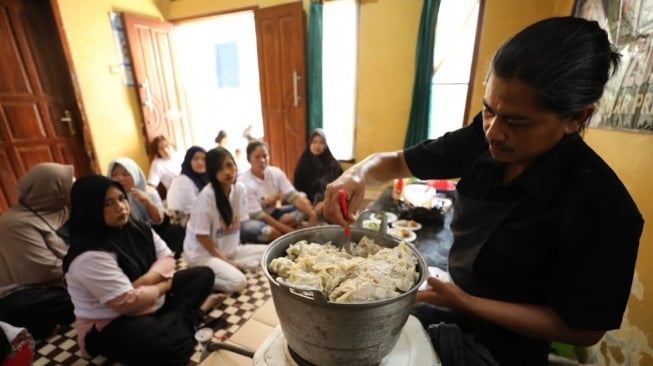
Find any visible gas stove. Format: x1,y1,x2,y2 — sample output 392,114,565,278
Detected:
253,315,440,366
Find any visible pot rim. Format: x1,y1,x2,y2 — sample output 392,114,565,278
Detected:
262,225,428,306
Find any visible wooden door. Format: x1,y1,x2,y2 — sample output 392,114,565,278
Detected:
255,2,307,179
0,0,94,214
123,12,190,157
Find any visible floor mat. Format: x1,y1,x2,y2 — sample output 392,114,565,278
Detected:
32,268,272,366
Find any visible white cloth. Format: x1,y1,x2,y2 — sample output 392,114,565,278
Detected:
240,166,298,215
183,182,266,293
65,230,171,320
0,321,25,341
166,175,200,214
148,157,181,189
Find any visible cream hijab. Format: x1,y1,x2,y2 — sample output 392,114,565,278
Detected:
17,162,74,228
107,157,148,191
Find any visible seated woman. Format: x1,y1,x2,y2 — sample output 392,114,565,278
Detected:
108,157,183,256
108,157,165,225
166,146,208,227
147,135,182,192
293,128,343,213
240,140,318,243
0,163,75,340
183,148,266,293
63,175,217,365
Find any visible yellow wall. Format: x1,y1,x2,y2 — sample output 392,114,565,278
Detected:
56,0,652,362
355,1,422,160
55,0,164,173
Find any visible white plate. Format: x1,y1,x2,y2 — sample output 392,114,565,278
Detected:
388,228,417,242
370,211,398,224
392,219,422,231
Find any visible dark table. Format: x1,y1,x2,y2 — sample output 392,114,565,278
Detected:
366,187,454,270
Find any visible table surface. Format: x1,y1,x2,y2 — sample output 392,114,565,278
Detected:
366,187,454,270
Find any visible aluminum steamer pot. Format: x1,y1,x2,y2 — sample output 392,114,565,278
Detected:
262,225,428,366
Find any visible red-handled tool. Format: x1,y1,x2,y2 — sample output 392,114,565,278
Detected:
338,189,351,238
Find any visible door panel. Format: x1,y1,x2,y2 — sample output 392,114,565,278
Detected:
0,150,14,209
123,12,190,156
255,2,307,179
0,0,93,214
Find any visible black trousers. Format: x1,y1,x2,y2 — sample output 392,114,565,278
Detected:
0,286,74,340
152,214,186,258
85,266,214,366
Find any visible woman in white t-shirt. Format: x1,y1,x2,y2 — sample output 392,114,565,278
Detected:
166,146,208,227
183,147,266,293
239,140,318,243
147,136,182,191
62,175,216,365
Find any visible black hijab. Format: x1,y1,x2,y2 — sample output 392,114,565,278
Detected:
62,175,156,281
293,129,343,203
180,146,208,190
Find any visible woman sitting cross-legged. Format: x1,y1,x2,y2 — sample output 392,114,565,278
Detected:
183,147,267,294
240,140,318,243
63,175,218,366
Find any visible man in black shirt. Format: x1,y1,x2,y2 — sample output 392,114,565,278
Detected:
323,17,643,366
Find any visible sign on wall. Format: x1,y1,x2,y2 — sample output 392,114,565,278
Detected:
575,0,653,133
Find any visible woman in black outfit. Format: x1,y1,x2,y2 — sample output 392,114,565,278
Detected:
293,128,343,211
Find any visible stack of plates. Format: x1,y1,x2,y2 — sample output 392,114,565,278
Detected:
388,218,421,242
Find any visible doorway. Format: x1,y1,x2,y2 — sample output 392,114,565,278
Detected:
174,11,264,171
125,2,307,178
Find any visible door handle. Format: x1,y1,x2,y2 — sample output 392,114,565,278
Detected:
60,110,76,135
293,71,302,107
140,79,153,110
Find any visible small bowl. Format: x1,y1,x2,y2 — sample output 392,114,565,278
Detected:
362,219,382,231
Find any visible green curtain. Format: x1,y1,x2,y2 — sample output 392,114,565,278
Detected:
307,1,323,133
404,0,441,148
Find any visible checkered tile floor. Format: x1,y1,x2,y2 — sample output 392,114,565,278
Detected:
32,267,272,366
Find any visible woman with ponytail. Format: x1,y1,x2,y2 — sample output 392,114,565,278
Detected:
182,148,266,293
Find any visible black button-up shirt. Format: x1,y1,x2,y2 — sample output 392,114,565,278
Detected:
405,113,643,365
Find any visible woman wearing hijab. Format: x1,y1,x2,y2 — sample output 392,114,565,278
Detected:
0,163,75,339
293,129,343,210
166,146,208,227
108,157,186,256
108,157,165,225
63,175,216,365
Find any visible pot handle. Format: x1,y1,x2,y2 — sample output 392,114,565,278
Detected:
275,277,329,303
